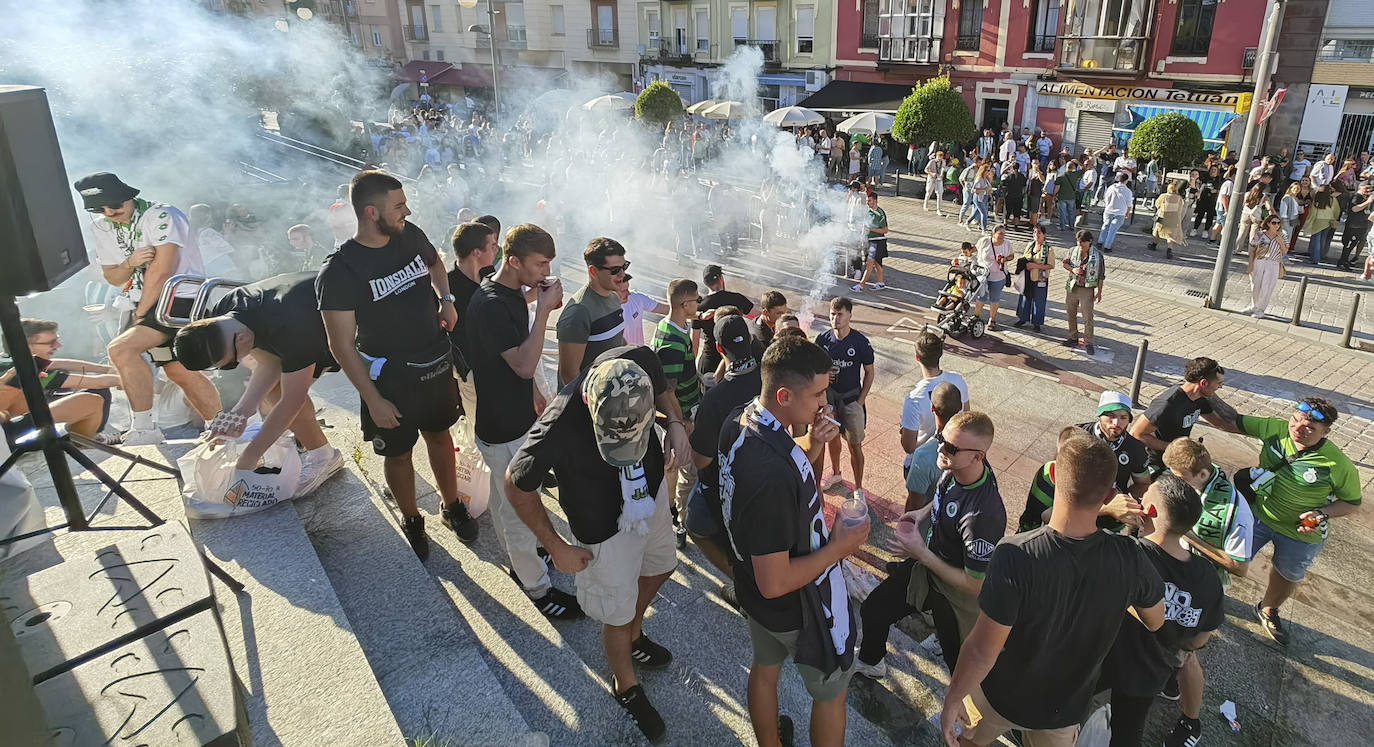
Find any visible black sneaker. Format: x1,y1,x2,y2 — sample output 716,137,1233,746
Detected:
630,634,673,668
441,501,479,545
536,545,551,563
613,680,667,744
674,524,687,550
1256,602,1290,645
403,515,429,561
719,583,740,611
1033,324,1042,333
1061,337,1078,347
1158,672,1180,700
1012,319,1028,328
1085,343,1096,355
778,715,795,747
1164,716,1202,747
533,588,584,620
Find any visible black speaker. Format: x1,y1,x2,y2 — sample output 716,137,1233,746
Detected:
0,85,88,296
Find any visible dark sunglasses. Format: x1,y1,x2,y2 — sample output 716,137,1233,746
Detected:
936,432,983,457
1295,401,1327,422
597,260,631,276
85,204,123,214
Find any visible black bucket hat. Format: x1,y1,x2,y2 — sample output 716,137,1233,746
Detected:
73,172,139,211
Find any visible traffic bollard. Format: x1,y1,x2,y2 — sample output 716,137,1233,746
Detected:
1129,339,1149,409
1341,293,1362,349
1290,276,1309,327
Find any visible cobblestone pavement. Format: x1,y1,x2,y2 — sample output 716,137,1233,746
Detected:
887,174,1374,347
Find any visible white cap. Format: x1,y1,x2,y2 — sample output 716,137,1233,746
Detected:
1096,391,1133,416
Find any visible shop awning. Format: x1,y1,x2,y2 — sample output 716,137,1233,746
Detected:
396,61,493,88
796,81,914,113
1127,105,1239,144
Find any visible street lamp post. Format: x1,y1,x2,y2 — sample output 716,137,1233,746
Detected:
460,0,500,116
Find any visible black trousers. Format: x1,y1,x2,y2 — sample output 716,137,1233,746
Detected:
857,559,963,672
1338,223,1369,267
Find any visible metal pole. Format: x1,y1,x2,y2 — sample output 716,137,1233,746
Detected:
1206,0,1286,308
1129,338,1149,408
487,7,501,117
1341,293,1362,348
1290,275,1309,326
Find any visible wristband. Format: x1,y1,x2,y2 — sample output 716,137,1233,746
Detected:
666,419,685,428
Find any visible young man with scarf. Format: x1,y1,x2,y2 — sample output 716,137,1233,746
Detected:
1076,391,1151,501
505,346,689,743
720,334,870,747
1061,229,1106,355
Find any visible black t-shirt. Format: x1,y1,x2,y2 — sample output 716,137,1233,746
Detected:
465,278,536,444
316,221,441,357
978,527,1165,730
1076,421,1149,495
927,466,1007,578
689,365,762,529
3,357,67,395
696,290,754,374
1143,385,1213,451
445,266,483,362
749,317,775,350
508,346,668,545
214,272,335,374
1102,539,1224,696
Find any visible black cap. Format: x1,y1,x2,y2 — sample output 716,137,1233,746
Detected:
702,264,724,286
73,172,139,211
714,315,752,362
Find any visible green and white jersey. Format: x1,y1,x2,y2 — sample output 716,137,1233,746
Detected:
89,198,202,301
1238,415,1361,543
1189,466,1254,585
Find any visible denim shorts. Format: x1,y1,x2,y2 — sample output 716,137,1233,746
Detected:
983,281,1004,305
1252,518,1323,582
686,481,726,541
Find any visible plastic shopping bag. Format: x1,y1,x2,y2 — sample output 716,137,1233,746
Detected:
179,431,302,519
451,417,490,518
1075,704,1111,747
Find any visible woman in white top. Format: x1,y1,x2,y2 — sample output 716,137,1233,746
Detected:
1238,185,1272,246
1244,216,1288,318
972,225,1014,330
1277,182,1302,249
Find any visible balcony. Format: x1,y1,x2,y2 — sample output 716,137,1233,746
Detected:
1058,36,1146,74
344,2,357,18
879,36,940,64
735,39,779,63
404,24,428,41
643,38,693,63
587,27,619,49
1317,40,1374,63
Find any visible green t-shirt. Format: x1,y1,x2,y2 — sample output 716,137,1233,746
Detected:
867,206,888,239
651,318,700,417
1238,414,1361,543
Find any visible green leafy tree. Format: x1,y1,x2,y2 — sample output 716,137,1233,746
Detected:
891,76,976,148
1128,112,1204,171
635,81,685,125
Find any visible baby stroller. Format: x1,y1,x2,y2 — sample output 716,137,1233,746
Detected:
935,265,988,339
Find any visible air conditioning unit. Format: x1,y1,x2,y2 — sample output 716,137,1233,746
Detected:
805,70,828,92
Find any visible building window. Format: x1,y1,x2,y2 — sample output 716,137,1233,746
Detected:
1171,0,1217,56
796,5,814,54
505,2,525,42
861,0,879,49
436,49,445,60
1317,39,1374,62
372,28,382,46
1060,0,1147,70
429,4,442,32
1028,0,1058,52
956,1,982,51
696,9,709,52
422,50,431,60
880,0,942,63
759,84,780,111
731,8,747,45
551,5,565,35
351,29,360,45
647,10,660,45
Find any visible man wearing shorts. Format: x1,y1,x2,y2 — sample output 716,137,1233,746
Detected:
815,297,875,500
852,191,889,291
1130,357,1231,471
172,272,358,499
317,171,466,560
506,347,687,743
76,172,218,445
940,431,1164,746
720,334,868,747
1235,397,1361,646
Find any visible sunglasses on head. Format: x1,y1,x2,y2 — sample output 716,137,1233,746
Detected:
936,432,982,457
598,260,631,276
1295,401,1327,422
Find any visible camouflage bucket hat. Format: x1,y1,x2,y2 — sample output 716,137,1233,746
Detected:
583,358,655,468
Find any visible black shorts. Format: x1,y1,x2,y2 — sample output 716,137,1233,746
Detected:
136,296,194,368
361,341,459,457
867,239,889,265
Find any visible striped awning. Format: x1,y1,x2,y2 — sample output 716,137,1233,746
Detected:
1127,105,1239,144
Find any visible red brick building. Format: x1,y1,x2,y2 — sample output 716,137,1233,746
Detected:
818,0,1269,154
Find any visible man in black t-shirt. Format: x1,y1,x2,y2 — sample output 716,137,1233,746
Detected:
1098,474,1224,747
695,264,754,382
506,347,687,744
316,171,475,560
446,221,498,432
1078,391,1150,499
814,297,875,498
1131,357,1234,470
859,411,1005,679
940,429,1165,746
174,272,345,497
749,289,788,353
721,335,868,747
686,315,761,591
464,223,582,621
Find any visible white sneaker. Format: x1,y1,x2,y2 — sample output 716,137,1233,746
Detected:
851,284,865,292
121,427,165,446
821,474,844,490
871,282,886,289
855,659,887,679
297,446,345,495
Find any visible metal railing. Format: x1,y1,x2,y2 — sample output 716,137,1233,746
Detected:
643,38,693,62
1317,40,1374,63
861,32,880,49
735,39,779,62
404,24,428,41
1028,34,1056,53
587,27,618,48
1058,36,1147,72
955,33,980,51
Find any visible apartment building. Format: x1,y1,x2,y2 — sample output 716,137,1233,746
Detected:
1286,0,1374,157
635,0,835,109
826,0,1268,154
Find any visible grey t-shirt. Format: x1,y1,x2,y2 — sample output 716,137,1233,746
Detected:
556,285,626,377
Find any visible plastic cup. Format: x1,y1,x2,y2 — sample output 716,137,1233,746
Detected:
840,495,868,527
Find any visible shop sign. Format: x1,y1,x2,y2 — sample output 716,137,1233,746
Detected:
1036,81,1245,107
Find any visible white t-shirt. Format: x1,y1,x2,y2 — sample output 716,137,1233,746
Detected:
1218,179,1235,208
1289,158,1311,180
1114,156,1138,173
999,138,1017,162
89,200,203,303
1103,183,1134,216
899,371,969,465
620,291,659,346
819,137,832,155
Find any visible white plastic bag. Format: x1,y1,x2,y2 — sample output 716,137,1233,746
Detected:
179,432,302,519
451,417,489,518
1075,704,1111,747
